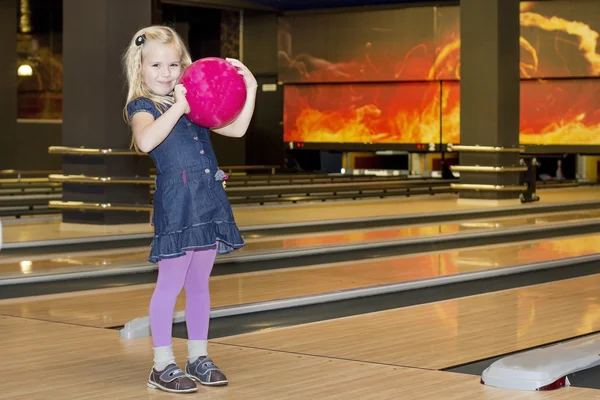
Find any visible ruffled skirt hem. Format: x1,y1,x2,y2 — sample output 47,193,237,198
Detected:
148,220,244,264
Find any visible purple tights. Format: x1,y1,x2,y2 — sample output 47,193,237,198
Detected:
149,248,217,347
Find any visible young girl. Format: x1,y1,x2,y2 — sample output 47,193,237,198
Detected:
123,25,257,394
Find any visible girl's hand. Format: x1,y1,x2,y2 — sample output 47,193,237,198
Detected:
173,84,190,114
226,58,258,89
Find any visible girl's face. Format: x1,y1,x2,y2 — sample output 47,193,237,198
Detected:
141,41,183,96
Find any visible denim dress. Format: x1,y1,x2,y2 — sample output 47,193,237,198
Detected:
127,97,245,264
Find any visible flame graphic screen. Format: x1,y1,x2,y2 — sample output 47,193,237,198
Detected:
280,1,600,145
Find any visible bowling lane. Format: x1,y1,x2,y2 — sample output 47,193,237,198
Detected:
4,186,600,246
215,272,600,371
2,208,600,282
0,246,149,279
4,317,594,399
1,233,599,328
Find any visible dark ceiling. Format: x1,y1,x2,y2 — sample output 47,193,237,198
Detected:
243,0,452,11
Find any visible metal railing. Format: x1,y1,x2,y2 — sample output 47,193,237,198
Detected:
49,200,152,212
450,166,527,173
450,145,525,153
48,146,142,156
450,183,527,192
49,174,154,185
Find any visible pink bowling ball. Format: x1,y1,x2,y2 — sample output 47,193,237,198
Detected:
179,57,247,129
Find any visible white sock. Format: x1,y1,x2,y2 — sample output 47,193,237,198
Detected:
187,340,208,364
153,345,175,371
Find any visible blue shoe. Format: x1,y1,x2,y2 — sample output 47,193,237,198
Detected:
185,357,228,386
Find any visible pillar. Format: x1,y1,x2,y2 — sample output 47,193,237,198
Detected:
457,0,522,201
0,0,17,170
241,10,284,168
61,0,157,224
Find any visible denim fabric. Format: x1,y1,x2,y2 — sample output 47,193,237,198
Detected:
127,97,245,263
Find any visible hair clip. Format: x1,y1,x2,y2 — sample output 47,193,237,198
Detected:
135,34,146,46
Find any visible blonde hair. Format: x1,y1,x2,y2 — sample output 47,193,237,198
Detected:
122,25,192,149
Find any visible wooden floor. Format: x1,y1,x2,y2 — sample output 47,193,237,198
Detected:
2,207,600,281
4,186,600,245
2,274,600,399
1,232,599,329
0,316,592,400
